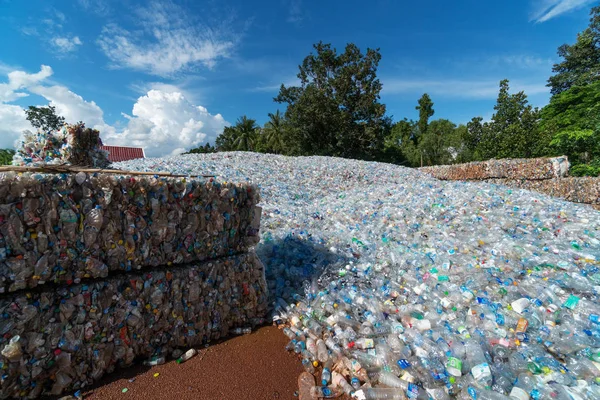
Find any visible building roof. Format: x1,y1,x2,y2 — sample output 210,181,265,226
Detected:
100,146,145,163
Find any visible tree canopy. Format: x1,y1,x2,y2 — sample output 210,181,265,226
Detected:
547,6,600,96
25,105,66,132
274,42,390,160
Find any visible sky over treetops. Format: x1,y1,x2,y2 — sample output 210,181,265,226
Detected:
0,0,596,157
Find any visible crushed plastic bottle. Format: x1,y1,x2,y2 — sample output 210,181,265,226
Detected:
0,171,260,292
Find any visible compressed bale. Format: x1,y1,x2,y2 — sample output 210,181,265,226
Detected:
0,251,268,398
420,156,570,180
0,171,260,292
12,124,110,168
488,177,600,205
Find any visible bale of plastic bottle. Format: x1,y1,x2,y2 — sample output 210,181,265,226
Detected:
0,251,268,398
0,170,260,292
420,156,570,181
12,124,110,168
488,177,600,206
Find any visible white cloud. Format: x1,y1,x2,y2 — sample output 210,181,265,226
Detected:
0,65,227,157
0,104,34,148
286,0,304,24
105,90,228,157
250,76,301,92
21,27,39,36
530,0,595,22
0,65,53,103
97,1,236,76
77,0,110,16
484,54,554,70
129,81,198,103
382,79,549,98
51,36,83,53
28,84,114,136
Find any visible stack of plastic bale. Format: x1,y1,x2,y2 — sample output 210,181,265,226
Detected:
419,156,570,180
12,124,110,168
0,170,266,398
487,176,600,205
419,156,600,207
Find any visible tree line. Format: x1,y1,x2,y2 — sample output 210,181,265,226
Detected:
188,6,600,176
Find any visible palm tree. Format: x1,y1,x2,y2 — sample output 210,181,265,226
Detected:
232,116,259,151
264,110,286,153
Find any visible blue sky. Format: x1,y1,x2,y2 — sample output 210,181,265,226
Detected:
0,0,596,156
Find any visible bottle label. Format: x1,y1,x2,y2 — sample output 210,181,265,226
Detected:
496,313,505,326
407,383,419,399
441,298,451,308
589,314,599,324
446,357,462,376
471,363,491,381
509,386,529,400
401,371,415,383
397,359,411,369
563,295,580,310
515,318,529,333
363,339,374,348
467,386,477,399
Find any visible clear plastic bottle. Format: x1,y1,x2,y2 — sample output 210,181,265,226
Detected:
465,340,492,388
176,348,197,364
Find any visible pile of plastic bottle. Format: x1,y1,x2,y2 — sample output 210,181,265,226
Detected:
117,152,600,400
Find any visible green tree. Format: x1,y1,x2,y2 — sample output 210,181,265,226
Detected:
463,117,485,160
0,149,15,166
449,124,472,163
384,119,420,166
24,105,66,132
548,6,600,95
475,80,541,160
275,42,389,160
232,115,259,151
215,126,238,151
539,80,600,169
418,119,456,166
263,110,287,154
416,93,434,139
185,142,216,154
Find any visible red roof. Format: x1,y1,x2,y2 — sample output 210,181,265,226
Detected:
100,146,145,163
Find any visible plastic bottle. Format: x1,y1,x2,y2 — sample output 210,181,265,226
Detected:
309,386,341,398
176,349,197,364
465,340,493,388
332,371,354,395
321,359,332,386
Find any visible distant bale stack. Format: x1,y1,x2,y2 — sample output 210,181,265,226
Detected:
420,156,570,180
487,177,600,205
419,156,600,207
12,124,110,168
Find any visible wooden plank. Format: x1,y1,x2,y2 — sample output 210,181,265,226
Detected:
0,165,215,178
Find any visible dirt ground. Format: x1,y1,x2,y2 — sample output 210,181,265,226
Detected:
82,326,305,400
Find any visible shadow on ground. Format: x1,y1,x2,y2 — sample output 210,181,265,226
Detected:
256,234,350,308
